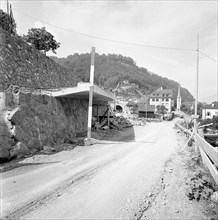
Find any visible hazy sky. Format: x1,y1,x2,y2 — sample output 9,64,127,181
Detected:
1,0,217,102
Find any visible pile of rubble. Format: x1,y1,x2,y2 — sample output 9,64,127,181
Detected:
129,118,147,126
92,115,133,130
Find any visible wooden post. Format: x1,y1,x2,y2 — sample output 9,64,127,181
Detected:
87,47,95,142
97,105,99,122
107,105,110,127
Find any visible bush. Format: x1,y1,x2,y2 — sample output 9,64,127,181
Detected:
0,9,16,35
185,171,215,201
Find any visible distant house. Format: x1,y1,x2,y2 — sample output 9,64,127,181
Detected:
202,101,218,120
138,100,155,118
149,87,173,113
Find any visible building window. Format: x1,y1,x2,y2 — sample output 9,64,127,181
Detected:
166,98,169,101
156,98,159,101
207,112,211,116
152,98,155,101
162,98,165,101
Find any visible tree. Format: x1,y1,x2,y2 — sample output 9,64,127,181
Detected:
156,105,168,116
23,27,60,54
0,8,16,35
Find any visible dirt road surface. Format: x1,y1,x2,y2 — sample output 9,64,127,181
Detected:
1,121,210,219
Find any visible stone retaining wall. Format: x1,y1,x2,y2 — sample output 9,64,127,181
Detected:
0,91,88,161
0,28,79,91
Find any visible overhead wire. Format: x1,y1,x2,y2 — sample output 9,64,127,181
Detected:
199,51,218,63
14,8,218,64
13,8,195,52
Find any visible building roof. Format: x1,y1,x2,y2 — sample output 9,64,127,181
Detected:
202,101,218,110
150,88,173,98
138,102,155,112
42,82,114,102
202,105,218,110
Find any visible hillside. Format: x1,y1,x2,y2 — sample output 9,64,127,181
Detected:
50,53,194,102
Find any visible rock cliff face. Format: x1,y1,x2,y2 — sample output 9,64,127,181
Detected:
0,91,88,161
0,27,79,92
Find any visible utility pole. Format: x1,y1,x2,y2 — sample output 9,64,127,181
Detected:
7,0,9,14
87,47,95,143
194,35,199,131
114,82,121,111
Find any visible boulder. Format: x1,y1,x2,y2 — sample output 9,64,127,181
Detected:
0,147,10,160
0,122,12,138
29,127,40,138
29,148,38,155
0,137,12,149
8,107,24,125
28,137,42,150
42,145,56,154
9,142,30,158
14,125,29,143
211,191,218,203
21,117,36,133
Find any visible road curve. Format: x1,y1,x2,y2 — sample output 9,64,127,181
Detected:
2,121,178,219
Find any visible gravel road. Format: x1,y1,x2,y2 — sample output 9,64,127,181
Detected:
2,121,178,219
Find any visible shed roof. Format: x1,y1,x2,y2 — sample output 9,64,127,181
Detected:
202,105,218,110
43,82,113,102
138,103,155,112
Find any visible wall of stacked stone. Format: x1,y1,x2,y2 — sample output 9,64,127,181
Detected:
0,91,88,160
0,28,79,91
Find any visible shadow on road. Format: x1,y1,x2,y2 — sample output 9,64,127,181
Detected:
92,127,136,143
0,161,59,173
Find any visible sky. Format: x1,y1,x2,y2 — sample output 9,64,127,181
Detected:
1,0,217,103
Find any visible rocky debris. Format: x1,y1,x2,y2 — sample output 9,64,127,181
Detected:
84,138,100,146
129,118,146,126
10,142,30,158
93,114,133,130
41,146,56,154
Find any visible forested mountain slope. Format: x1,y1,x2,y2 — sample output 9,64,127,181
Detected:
50,53,194,102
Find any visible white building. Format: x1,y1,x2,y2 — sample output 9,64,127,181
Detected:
149,87,173,113
202,101,218,120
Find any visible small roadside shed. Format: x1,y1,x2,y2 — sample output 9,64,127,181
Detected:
49,82,114,123
138,102,155,118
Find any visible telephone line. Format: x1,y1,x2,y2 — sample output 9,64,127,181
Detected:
14,8,196,52
199,51,218,63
